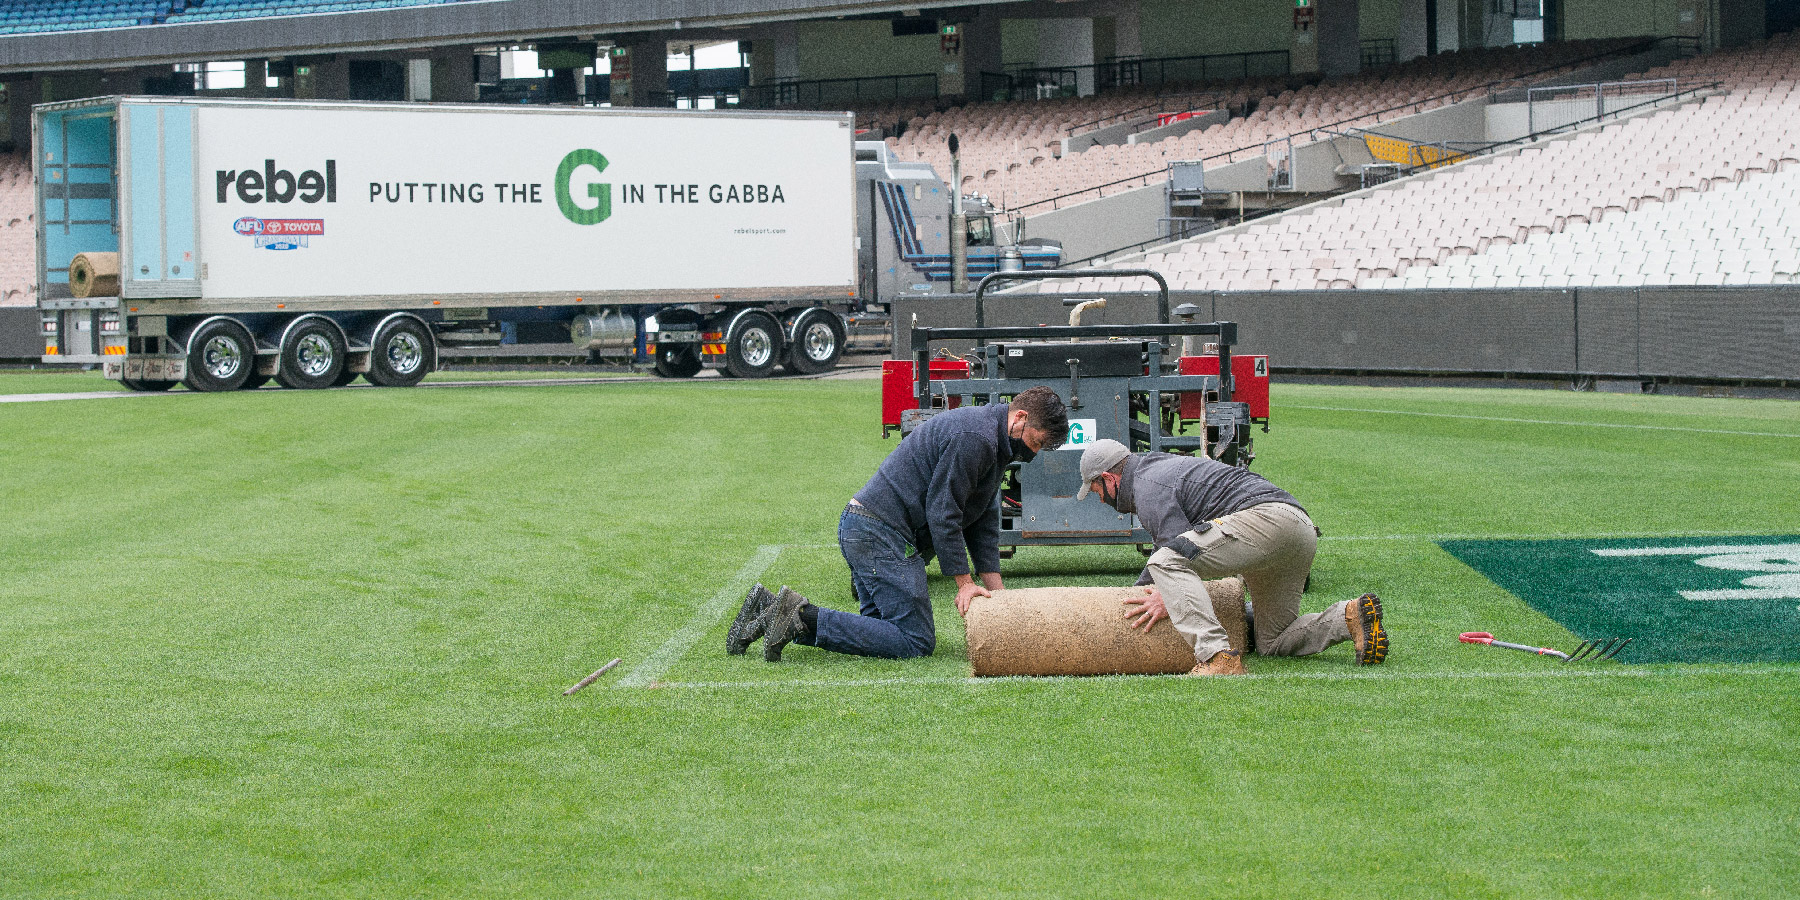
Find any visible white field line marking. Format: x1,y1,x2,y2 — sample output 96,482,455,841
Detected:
1281,404,1800,439
0,390,169,404
642,663,1800,690
1322,530,1795,543
1592,543,1800,556
615,544,800,688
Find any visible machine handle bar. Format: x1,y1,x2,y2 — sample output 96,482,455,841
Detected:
973,268,1171,327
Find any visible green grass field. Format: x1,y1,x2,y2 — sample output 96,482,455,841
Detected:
2,373,1797,898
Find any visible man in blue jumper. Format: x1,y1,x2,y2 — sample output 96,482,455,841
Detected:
728,386,1069,661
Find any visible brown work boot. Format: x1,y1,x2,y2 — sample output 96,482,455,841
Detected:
1346,592,1388,666
1185,649,1247,677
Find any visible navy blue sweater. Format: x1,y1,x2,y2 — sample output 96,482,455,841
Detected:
853,403,1010,577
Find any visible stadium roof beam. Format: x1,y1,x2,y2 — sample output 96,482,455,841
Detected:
0,0,1008,74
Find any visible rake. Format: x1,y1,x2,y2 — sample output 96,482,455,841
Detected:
1459,632,1632,662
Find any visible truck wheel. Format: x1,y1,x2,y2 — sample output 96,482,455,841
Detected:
783,312,845,375
121,377,177,392
653,345,702,378
724,312,781,379
366,317,434,387
275,319,346,390
183,319,256,392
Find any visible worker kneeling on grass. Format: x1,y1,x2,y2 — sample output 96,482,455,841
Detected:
1077,439,1387,676
727,386,1070,661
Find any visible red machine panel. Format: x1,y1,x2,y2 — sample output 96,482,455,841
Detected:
1177,354,1270,421
881,359,972,430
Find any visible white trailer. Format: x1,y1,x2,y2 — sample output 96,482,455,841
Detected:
35,97,863,389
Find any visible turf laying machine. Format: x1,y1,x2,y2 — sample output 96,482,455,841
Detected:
879,269,1270,555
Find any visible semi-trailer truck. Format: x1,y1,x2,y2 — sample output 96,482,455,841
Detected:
34,97,1059,390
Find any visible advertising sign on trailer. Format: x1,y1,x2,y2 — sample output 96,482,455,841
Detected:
192,104,856,299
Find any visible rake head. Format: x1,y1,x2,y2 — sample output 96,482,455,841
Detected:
1566,637,1633,663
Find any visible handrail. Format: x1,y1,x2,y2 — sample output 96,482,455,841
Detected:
1067,90,1230,135
984,49,1291,106
1007,34,1688,215
737,72,939,109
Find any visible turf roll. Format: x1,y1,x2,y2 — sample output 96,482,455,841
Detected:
69,252,120,298
965,579,1246,677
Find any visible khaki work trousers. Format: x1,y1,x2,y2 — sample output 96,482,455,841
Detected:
1144,502,1350,662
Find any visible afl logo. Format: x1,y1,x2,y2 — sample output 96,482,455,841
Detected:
234,217,265,235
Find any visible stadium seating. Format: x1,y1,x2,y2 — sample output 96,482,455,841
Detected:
1380,168,1800,287
887,39,1639,211
1051,29,1800,292
0,0,169,34
0,0,473,33
0,153,34,307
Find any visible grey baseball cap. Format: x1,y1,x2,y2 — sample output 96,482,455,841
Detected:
1074,439,1130,500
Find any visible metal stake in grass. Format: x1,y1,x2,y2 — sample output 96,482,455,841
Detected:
563,658,622,695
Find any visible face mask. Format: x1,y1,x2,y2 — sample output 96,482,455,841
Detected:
1009,437,1038,463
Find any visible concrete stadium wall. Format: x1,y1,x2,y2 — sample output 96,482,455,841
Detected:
894,287,1800,381
797,21,940,80
1007,184,1169,264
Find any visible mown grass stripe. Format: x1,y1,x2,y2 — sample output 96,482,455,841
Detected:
1323,529,1783,542
614,544,786,688
646,663,1800,690
1283,404,1800,438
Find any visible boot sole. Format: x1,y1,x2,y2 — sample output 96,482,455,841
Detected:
1352,592,1388,665
726,584,774,655
762,590,810,662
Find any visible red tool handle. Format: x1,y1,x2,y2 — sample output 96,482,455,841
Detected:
1459,631,1570,660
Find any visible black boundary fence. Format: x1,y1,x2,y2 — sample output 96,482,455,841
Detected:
0,308,39,360
10,290,1798,384
893,287,1800,384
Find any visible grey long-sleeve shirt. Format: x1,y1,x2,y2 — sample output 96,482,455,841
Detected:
1115,452,1305,584
853,403,1010,577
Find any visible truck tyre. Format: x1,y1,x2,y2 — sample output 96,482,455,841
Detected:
724,311,781,379
275,319,347,390
366,317,435,387
121,377,177,392
653,346,702,378
783,311,845,375
182,319,256,392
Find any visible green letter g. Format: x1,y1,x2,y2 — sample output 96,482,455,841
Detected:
556,149,611,225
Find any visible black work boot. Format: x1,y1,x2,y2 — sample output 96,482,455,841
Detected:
762,587,813,662
726,582,778,655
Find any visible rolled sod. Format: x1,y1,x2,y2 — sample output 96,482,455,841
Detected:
965,580,1246,677
69,251,120,298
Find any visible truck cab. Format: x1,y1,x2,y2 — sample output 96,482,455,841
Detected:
853,140,1061,305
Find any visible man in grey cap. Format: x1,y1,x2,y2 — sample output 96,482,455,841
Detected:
1076,438,1386,676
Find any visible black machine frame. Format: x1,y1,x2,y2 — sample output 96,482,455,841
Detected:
903,269,1252,550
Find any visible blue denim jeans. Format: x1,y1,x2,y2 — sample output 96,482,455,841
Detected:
809,505,936,659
